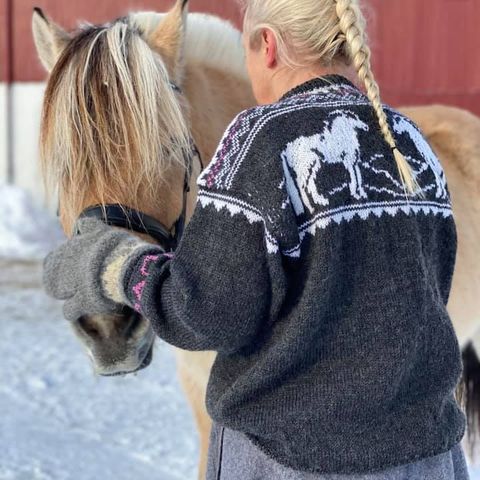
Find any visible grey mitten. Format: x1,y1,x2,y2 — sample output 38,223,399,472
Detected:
43,218,163,322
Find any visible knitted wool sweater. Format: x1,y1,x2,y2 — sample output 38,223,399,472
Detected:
123,75,465,474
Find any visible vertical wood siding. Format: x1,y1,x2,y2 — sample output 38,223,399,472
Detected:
0,0,12,83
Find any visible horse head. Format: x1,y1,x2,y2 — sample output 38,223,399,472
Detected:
329,110,369,133
32,0,200,376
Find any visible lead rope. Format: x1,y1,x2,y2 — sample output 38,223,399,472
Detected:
172,142,203,245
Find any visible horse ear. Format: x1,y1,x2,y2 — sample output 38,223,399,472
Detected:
148,0,189,81
32,7,71,73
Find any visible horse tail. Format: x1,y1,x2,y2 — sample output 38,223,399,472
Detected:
461,343,480,453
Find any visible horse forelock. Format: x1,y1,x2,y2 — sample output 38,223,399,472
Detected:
40,17,191,230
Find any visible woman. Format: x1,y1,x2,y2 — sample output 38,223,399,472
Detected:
44,0,469,478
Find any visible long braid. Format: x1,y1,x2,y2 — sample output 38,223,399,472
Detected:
336,0,419,194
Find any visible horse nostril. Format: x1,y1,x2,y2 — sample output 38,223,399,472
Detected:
123,310,142,338
78,316,100,338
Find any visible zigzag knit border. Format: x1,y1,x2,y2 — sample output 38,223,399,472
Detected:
197,190,280,255
198,191,453,259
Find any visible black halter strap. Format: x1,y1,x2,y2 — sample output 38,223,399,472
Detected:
78,146,201,251
81,205,177,250
77,81,203,252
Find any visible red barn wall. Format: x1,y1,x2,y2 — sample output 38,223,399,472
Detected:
367,0,480,114
1,0,242,82
1,0,479,115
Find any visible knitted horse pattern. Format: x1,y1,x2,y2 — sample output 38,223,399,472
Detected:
281,110,370,215
196,81,452,258
392,114,449,200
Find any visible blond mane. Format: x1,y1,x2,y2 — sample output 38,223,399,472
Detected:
40,11,247,230
131,12,248,81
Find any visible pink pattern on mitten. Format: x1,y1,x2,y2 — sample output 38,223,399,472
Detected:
131,254,168,312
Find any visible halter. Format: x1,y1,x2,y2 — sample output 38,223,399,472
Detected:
77,83,203,252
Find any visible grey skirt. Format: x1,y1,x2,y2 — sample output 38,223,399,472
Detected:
206,423,470,480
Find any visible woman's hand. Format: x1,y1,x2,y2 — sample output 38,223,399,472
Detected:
43,218,163,322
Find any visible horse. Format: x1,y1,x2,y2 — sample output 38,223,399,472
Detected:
33,2,480,476
33,2,250,476
392,113,449,199
400,104,480,448
281,110,370,214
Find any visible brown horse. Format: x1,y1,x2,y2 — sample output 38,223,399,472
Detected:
33,2,480,477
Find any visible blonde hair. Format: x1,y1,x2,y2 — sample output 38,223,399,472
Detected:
241,0,418,194
40,18,191,228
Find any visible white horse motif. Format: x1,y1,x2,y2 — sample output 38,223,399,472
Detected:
281,140,329,216
392,115,448,199
281,111,370,215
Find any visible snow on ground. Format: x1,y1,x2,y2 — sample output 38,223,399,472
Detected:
0,186,199,480
1,185,480,479
0,184,64,261
0,260,199,480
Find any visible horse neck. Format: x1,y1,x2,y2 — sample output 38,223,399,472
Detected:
182,63,255,166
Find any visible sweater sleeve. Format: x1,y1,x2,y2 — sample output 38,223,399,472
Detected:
122,113,288,354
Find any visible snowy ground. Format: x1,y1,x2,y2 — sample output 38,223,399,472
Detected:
0,185,64,261
0,186,199,480
1,185,479,479
0,259,199,480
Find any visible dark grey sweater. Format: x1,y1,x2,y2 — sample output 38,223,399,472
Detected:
123,75,465,474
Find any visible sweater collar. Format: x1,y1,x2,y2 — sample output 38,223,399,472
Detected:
279,74,360,101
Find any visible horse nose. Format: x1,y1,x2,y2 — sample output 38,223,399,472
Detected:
77,311,142,341
122,310,143,339
77,316,101,339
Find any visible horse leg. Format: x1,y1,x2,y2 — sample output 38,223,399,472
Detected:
347,164,360,199
283,156,306,216
430,167,444,198
175,350,215,480
309,172,329,207
462,341,480,457
301,176,316,214
440,171,449,198
354,163,367,198
306,171,328,209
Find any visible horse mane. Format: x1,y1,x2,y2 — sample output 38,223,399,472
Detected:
40,16,195,229
131,12,248,81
